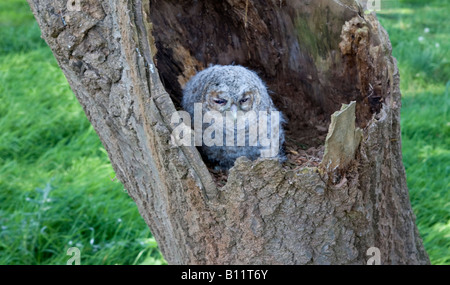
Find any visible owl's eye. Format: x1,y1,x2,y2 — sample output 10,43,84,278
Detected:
214,99,227,105
240,98,249,104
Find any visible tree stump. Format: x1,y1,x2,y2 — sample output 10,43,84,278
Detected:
27,0,430,264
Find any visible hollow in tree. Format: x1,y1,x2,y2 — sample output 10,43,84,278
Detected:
26,0,430,264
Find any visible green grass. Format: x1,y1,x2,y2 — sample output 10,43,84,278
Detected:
0,0,165,265
0,0,448,264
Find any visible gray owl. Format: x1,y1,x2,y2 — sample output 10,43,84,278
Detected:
182,65,285,169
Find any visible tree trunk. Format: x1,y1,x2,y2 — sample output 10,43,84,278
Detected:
27,0,430,264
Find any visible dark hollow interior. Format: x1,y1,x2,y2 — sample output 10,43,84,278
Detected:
147,0,385,174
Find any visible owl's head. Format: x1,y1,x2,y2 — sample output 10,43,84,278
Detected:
197,65,272,118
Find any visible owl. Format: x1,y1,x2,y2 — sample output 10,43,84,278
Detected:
182,65,285,169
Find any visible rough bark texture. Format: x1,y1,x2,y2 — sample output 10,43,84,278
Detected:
27,0,429,264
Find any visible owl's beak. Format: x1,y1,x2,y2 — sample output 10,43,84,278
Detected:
230,104,238,121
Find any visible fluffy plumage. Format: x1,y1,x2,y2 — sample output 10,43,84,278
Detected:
182,65,285,169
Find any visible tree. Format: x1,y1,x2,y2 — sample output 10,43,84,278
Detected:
27,0,430,264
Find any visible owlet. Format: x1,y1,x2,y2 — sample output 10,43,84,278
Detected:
182,65,285,169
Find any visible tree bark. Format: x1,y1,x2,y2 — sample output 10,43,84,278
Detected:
27,0,430,264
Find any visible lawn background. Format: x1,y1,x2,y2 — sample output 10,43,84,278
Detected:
0,0,448,264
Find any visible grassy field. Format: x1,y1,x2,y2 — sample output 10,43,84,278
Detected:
0,0,448,264
0,0,165,265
